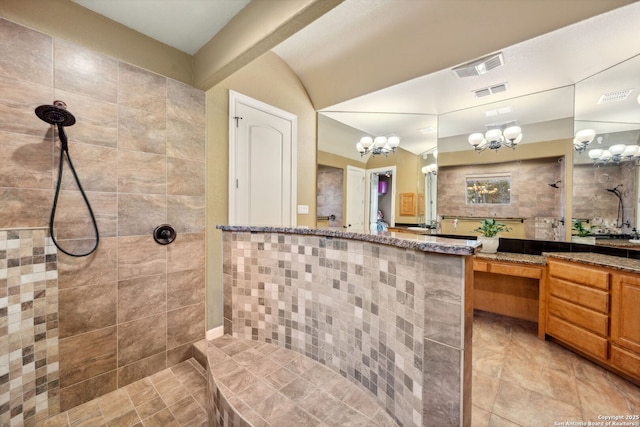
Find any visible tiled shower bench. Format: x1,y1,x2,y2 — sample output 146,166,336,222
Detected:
194,336,398,426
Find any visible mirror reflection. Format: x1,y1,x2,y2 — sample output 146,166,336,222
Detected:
573,54,640,241
316,56,640,246
317,112,436,232
436,87,574,241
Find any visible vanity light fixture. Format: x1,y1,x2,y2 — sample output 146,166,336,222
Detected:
588,143,640,164
468,125,522,153
573,129,596,153
356,136,400,157
422,164,438,175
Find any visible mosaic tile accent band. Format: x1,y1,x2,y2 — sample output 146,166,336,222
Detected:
0,228,60,427
222,230,472,426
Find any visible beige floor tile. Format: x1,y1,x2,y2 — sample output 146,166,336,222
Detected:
168,395,207,426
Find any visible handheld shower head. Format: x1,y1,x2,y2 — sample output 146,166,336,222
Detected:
35,100,76,127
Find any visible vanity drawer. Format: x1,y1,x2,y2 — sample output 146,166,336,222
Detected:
548,260,610,290
548,295,608,336
548,277,609,314
473,259,542,279
547,315,609,360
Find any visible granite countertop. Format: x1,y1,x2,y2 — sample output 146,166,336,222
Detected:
474,252,547,266
544,252,640,274
216,225,480,255
595,239,640,249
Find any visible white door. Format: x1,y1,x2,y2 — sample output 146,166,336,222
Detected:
229,91,297,226
346,166,365,232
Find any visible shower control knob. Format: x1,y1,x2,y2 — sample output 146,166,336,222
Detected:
153,224,176,245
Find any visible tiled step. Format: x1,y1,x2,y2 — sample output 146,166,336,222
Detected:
194,336,398,427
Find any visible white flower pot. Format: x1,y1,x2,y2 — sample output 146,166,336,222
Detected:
478,236,499,254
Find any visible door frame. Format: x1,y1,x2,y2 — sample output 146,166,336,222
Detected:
228,90,298,226
365,165,396,230
346,165,366,232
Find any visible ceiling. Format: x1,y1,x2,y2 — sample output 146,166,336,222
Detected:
70,0,640,156
71,0,251,55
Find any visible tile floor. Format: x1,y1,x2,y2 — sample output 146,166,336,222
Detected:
39,312,640,427
39,359,208,427
472,311,640,427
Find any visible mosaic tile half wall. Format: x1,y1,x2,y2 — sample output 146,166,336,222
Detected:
222,231,472,427
0,228,59,427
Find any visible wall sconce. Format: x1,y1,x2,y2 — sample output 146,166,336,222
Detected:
468,125,522,152
356,136,400,157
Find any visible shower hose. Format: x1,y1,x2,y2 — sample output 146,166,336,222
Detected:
50,123,100,257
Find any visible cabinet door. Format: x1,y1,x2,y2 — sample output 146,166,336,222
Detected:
611,273,640,355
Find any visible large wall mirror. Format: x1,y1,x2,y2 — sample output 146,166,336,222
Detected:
317,112,436,232
436,87,574,241
573,54,640,240
314,5,640,244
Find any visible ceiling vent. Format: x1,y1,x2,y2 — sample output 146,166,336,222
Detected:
485,120,517,131
597,89,634,104
474,82,508,98
453,53,504,78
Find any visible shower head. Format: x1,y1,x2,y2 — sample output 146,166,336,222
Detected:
35,100,76,127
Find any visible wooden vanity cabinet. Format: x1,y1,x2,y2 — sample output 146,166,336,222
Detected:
611,273,640,379
545,258,640,383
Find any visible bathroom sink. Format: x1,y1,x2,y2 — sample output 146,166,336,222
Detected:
629,239,640,244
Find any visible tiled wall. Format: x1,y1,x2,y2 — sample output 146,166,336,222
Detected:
222,231,472,426
438,157,564,240
0,229,59,426
0,18,206,412
317,165,343,227
573,162,636,233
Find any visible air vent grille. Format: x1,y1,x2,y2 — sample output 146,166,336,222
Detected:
485,120,517,131
453,53,504,78
598,89,634,104
474,83,508,98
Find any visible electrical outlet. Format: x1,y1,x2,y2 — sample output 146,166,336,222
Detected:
297,205,309,214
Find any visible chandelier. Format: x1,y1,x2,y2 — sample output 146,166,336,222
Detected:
588,144,640,164
573,129,596,153
468,126,522,152
356,136,400,157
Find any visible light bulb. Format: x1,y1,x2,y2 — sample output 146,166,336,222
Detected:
468,133,485,147
373,136,387,148
588,149,604,159
387,136,400,148
609,144,626,156
485,129,503,143
356,142,365,153
575,129,596,144
623,145,639,157
503,126,522,142
360,136,373,149
433,149,438,159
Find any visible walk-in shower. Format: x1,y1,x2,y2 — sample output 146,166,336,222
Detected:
35,100,99,257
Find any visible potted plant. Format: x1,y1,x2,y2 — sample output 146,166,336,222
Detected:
571,220,595,245
474,218,511,253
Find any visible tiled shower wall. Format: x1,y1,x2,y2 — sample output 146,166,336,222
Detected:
573,162,636,233
317,165,343,227
438,157,565,240
222,231,472,426
0,229,59,426
0,18,206,412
